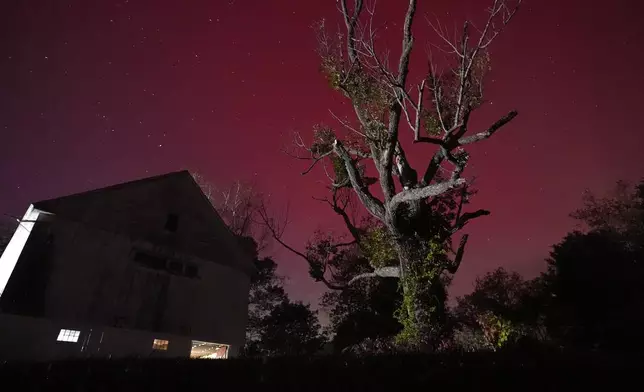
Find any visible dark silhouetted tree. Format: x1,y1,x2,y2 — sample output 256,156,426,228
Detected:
192,172,270,252
448,179,644,353
539,179,644,351
571,179,644,255
543,230,644,351
452,267,548,351
257,300,325,357
242,253,288,356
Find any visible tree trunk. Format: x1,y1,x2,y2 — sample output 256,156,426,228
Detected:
395,237,448,351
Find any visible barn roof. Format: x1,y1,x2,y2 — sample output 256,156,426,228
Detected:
32,170,254,276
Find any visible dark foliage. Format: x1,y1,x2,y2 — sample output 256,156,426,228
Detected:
241,237,326,358
330,285,402,353
538,179,644,351
242,238,289,356
256,300,325,357
455,268,528,325
452,267,549,351
543,230,644,351
319,246,402,352
448,179,644,353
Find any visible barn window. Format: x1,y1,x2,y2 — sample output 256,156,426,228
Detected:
152,339,169,351
164,214,179,232
57,329,81,343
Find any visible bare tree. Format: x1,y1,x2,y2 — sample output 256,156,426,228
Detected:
192,172,270,252
266,0,522,347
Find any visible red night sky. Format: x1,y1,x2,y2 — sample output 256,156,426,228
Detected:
1,0,643,308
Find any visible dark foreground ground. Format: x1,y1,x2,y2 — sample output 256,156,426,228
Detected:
1,350,642,391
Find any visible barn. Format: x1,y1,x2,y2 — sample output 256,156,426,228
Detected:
0,171,253,361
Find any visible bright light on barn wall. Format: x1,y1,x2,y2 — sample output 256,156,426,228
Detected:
0,205,41,297
57,329,81,342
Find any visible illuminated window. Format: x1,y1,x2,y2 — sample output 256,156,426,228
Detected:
152,339,169,351
57,329,81,343
190,340,229,359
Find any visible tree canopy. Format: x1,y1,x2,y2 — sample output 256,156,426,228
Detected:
256,300,326,357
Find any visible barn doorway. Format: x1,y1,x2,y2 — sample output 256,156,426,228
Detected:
190,340,229,359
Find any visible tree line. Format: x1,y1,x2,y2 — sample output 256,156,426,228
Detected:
318,179,644,354
222,178,643,357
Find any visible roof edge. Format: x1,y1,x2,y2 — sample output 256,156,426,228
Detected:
33,170,192,210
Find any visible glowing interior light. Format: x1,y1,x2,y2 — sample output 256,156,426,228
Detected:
57,329,81,342
152,339,169,350
0,205,41,297
190,340,229,359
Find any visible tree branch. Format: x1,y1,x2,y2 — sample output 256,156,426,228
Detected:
258,202,353,291
443,147,469,181
452,21,470,129
414,136,443,145
397,0,417,87
333,140,386,220
381,0,418,203
301,150,334,175
346,148,372,159
359,1,398,87
258,205,312,267
428,61,450,133
412,79,425,140
427,16,464,57
458,110,518,145
479,0,523,49
390,178,465,209
347,266,401,285
426,1,521,135
421,149,446,186
446,234,468,274
398,80,426,141
340,0,364,63
333,240,358,248
323,188,363,243
329,109,367,138
453,209,490,233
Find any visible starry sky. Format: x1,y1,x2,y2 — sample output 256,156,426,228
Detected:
2,0,644,307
